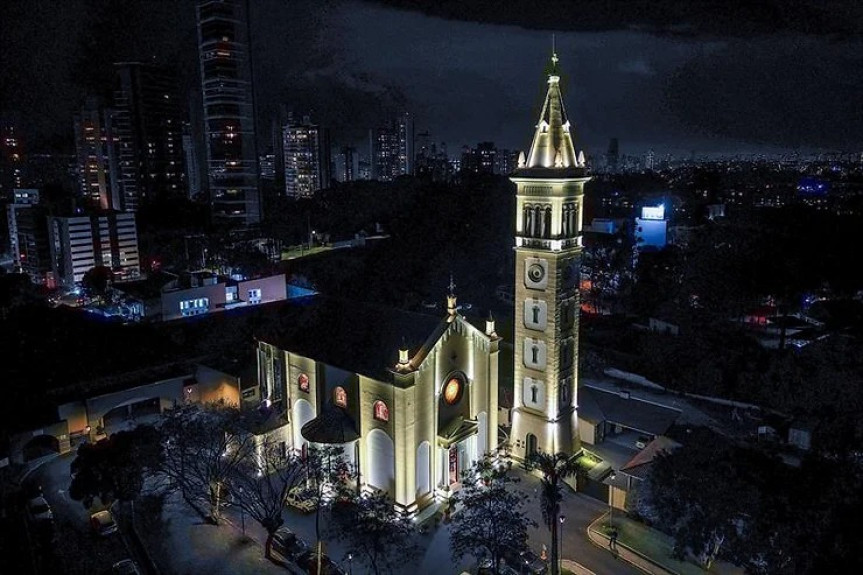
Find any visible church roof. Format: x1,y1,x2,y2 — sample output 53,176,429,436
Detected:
255,295,478,383
519,51,585,175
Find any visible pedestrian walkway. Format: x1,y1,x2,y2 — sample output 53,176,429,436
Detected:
586,512,743,575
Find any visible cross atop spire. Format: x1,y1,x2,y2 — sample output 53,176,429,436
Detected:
551,34,559,74
448,273,456,296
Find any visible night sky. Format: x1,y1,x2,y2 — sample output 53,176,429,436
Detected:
2,0,862,156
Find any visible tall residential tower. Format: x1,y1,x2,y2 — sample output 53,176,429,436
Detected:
510,52,589,461
196,0,261,224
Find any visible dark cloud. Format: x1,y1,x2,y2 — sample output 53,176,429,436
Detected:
663,37,863,149
373,0,863,38
2,0,861,155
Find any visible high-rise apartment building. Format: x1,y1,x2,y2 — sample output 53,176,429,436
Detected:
0,120,26,197
7,189,53,285
197,0,261,224
606,137,620,173
372,112,413,181
112,62,186,209
74,98,121,211
334,146,357,183
49,212,140,286
398,112,413,177
283,116,330,198
461,142,496,175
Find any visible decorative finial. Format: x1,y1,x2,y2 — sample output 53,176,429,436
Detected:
551,34,559,74
447,273,458,318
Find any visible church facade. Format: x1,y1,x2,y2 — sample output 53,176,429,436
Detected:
255,292,500,513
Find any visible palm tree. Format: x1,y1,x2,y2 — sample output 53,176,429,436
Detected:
527,452,580,575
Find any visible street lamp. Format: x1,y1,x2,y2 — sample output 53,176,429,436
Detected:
559,514,566,574
238,486,245,536
347,552,353,575
608,472,617,528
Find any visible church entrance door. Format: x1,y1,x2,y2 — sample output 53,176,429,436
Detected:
449,446,458,485
526,433,538,458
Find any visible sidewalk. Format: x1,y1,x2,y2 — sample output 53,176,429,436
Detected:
140,496,286,575
586,512,743,575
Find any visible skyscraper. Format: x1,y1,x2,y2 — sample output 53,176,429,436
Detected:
197,0,261,225
0,119,26,197
74,97,121,211
112,62,186,209
510,51,589,461
606,137,619,173
372,112,413,181
397,111,413,176
283,115,330,198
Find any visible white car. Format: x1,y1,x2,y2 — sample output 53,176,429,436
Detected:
27,496,54,522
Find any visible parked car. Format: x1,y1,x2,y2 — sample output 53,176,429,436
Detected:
505,548,548,574
27,496,54,522
285,486,316,514
112,559,142,575
295,550,347,575
90,509,119,536
271,526,310,563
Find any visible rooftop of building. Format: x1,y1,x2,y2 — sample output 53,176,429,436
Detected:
578,384,682,437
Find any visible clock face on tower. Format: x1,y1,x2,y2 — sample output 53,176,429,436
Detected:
524,257,548,290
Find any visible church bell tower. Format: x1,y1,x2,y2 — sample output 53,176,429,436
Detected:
510,50,589,460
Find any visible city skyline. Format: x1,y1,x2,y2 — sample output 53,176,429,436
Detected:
2,0,861,158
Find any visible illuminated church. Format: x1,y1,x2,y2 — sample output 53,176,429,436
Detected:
254,50,586,512
255,286,501,513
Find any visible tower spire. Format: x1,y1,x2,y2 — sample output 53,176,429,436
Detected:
521,44,579,171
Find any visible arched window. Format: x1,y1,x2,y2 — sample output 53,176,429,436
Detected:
531,345,539,364
524,205,533,237
543,207,552,239
373,400,389,422
333,386,347,407
531,384,539,404
534,206,543,238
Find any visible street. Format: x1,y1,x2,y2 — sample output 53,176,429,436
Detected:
31,453,147,575
28,446,642,574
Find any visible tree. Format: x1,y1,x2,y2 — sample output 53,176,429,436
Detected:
646,428,764,568
329,491,418,574
301,444,354,556
69,425,161,508
228,436,306,558
449,456,535,574
526,452,580,575
82,265,112,297
159,403,255,523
